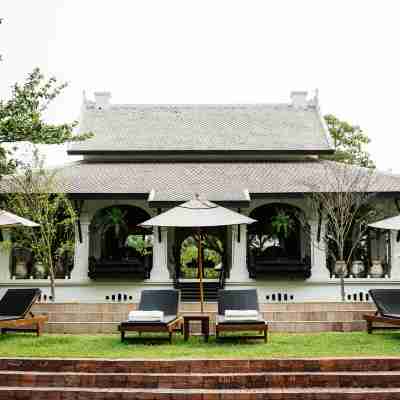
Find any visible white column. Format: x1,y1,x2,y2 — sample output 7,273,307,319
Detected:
71,217,90,282
0,230,11,281
309,219,330,280
166,227,175,279
150,227,171,282
390,230,400,279
228,225,251,282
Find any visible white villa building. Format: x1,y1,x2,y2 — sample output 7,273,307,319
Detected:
2,90,400,305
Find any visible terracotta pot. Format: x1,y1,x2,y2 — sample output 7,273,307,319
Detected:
350,260,365,278
370,259,384,278
334,260,347,277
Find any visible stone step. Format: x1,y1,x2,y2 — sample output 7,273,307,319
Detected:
264,303,375,312
264,310,373,322
2,386,400,399
39,310,374,323
2,358,400,373
270,320,367,332
42,319,367,334
181,296,218,302
3,370,400,389
33,302,376,312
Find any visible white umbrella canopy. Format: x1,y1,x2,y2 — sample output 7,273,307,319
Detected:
0,210,39,228
139,197,256,313
139,198,256,228
369,215,400,230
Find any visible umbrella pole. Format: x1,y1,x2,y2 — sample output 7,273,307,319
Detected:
198,228,204,314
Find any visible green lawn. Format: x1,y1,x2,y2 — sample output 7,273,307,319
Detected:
0,332,399,358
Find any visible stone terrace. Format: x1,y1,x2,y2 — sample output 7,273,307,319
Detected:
32,301,377,334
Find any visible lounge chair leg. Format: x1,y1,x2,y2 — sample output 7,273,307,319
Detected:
264,325,268,343
169,331,173,344
367,320,373,334
121,330,125,342
36,322,43,337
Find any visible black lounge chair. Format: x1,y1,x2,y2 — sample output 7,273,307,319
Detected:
364,289,400,333
0,288,48,336
118,289,183,343
216,289,268,342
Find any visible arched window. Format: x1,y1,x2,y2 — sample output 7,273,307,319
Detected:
90,205,152,262
247,203,311,278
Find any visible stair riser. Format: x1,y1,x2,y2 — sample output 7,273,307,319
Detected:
3,372,400,389
178,282,221,303
2,359,400,373
42,320,366,334
1,388,400,400
33,303,376,313
40,310,372,323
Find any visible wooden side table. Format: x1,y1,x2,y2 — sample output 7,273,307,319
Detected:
183,314,210,342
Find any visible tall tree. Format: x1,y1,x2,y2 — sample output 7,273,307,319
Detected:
5,153,76,301
323,114,375,168
306,162,381,300
0,68,92,175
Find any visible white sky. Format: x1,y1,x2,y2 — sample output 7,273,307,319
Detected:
1,1,399,171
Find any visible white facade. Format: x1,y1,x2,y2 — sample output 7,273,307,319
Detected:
1,197,399,304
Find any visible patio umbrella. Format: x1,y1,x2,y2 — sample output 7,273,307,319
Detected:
139,196,256,313
0,210,39,228
369,215,400,231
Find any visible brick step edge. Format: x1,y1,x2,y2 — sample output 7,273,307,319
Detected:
2,358,400,373
3,371,400,389
2,386,400,400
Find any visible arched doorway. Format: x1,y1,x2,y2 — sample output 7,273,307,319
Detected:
88,205,153,279
173,227,227,280
247,203,311,278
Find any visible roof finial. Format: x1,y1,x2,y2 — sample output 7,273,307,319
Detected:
82,90,88,107
313,88,320,109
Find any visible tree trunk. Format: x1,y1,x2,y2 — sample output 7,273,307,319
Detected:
47,246,56,302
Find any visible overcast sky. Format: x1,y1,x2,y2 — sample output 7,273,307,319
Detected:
1,1,399,171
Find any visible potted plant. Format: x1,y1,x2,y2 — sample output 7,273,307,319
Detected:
370,230,384,278
106,208,126,237
270,210,295,239
15,255,29,278
334,260,348,277
33,260,47,279
350,246,365,278
55,241,75,278
11,246,31,278
350,260,364,277
126,234,152,257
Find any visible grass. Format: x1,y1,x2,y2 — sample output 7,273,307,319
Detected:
0,332,400,359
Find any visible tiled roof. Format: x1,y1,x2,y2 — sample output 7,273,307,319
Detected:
68,103,333,154
38,160,400,200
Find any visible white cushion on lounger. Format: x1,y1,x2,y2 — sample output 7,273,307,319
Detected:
224,309,259,321
128,310,164,322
